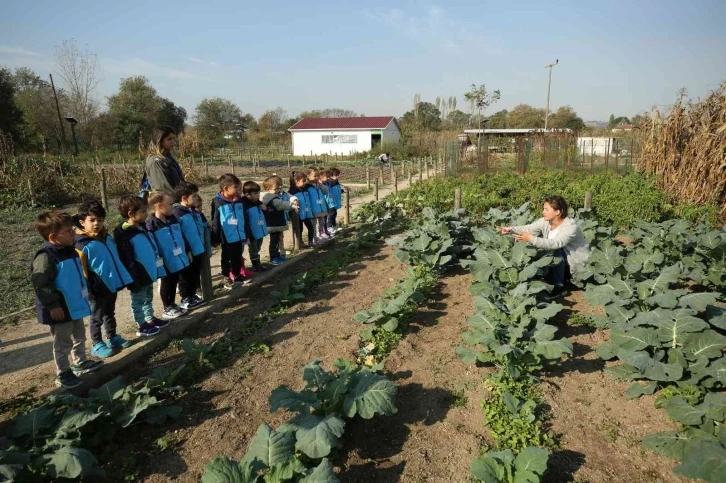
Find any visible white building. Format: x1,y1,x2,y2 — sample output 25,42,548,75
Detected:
288,116,401,156
577,137,616,156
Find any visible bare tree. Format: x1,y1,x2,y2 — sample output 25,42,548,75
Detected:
54,39,101,123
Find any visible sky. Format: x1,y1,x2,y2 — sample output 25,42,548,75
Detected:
1,0,725,123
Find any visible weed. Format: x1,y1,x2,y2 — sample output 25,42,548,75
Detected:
451,389,468,408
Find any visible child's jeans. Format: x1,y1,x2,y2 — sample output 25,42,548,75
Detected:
327,208,338,229
179,254,202,300
221,241,243,277
247,238,263,264
89,292,118,345
550,248,569,287
269,232,282,259
160,271,180,309
49,319,87,374
130,283,155,325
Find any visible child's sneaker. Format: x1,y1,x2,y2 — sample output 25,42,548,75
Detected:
240,266,255,278
71,360,103,376
91,341,114,359
136,322,161,337
192,294,206,306
108,334,132,350
233,274,248,284
150,316,170,329
270,257,283,266
162,305,185,320
180,296,205,310
55,370,82,389
320,233,331,240
251,263,267,272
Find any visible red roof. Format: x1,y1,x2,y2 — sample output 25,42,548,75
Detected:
289,116,397,131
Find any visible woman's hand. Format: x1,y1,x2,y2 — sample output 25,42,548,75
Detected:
514,232,532,243
497,227,512,235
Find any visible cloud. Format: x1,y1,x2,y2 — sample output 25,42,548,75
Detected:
188,57,219,68
102,57,206,81
0,45,44,57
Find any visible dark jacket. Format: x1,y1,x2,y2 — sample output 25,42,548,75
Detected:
30,242,92,325
173,204,206,257
262,192,294,233
143,154,184,194
113,222,167,288
241,197,268,240
147,214,190,274
210,193,247,245
73,224,134,298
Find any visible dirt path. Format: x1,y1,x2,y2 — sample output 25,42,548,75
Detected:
133,245,409,481
339,271,488,482
542,291,688,483
0,169,436,400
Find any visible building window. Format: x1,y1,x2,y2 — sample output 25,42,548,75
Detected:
322,134,357,144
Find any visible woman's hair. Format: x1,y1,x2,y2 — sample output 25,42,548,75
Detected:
544,195,569,218
148,190,172,206
148,126,176,158
118,194,148,217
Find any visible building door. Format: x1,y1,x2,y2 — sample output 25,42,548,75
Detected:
372,133,382,148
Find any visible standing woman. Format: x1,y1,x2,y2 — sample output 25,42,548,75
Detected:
142,126,184,195
497,195,590,299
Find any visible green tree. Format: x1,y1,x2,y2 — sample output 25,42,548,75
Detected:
0,67,24,143
487,109,508,129
507,104,546,129
107,76,162,147
11,67,68,150
194,97,245,144
631,114,645,127
156,98,187,134
401,101,442,131
464,84,501,125
608,114,630,128
548,106,585,131
446,109,470,128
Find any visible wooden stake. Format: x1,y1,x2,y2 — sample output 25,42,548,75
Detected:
343,190,350,225
418,158,422,182
454,188,462,210
366,167,370,189
374,178,379,200
28,180,36,207
584,191,593,210
100,168,108,211
393,171,398,194
378,165,384,185
200,225,214,302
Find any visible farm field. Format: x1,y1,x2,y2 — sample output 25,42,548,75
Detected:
0,172,724,483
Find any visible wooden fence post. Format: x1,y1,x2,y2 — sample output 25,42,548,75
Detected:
343,190,350,225
287,154,291,168
366,166,370,189
100,168,108,211
454,188,462,210
378,165,384,186
374,178,379,200
28,180,36,207
204,156,209,176
418,158,423,182
291,211,303,250
584,191,593,210
393,171,398,194
200,225,213,302
408,167,412,185
426,158,430,178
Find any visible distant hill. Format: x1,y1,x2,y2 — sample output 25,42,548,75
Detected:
584,120,608,128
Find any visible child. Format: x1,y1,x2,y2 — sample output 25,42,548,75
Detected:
31,211,102,389
73,199,134,358
273,175,291,256
211,173,247,287
240,181,268,271
114,195,166,337
289,171,315,246
193,193,211,292
326,167,345,234
173,181,206,310
262,176,299,265
305,168,330,242
147,190,190,319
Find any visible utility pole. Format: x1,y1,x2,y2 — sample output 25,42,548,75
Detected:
544,59,558,130
49,74,68,153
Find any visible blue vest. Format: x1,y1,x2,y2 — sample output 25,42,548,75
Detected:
148,216,190,274
307,186,327,216
293,191,312,220
214,195,247,243
175,206,206,257
76,233,134,294
280,192,292,223
130,228,167,283
330,184,343,209
32,244,92,325
246,204,268,240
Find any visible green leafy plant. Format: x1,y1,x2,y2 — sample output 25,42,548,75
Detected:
181,338,220,368
470,446,549,483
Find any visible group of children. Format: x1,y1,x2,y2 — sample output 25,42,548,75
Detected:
30,167,345,389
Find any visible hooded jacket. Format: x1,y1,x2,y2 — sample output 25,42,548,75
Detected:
306,183,328,217
210,193,247,245
325,179,343,209
147,214,190,274
289,185,313,221
113,222,167,288
73,222,134,298
241,196,268,240
262,192,295,233
142,154,184,194
173,204,206,257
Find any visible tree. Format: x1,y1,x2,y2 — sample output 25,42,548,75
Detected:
401,101,442,131
507,104,546,129
631,114,645,127
107,76,162,147
608,114,631,128
157,98,187,134
194,97,244,143
487,109,508,129
298,108,358,118
464,84,501,121
0,67,24,142
446,110,470,128
53,39,101,124
11,67,68,150
548,106,585,131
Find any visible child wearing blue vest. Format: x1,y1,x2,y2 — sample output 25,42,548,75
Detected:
173,181,207,310
289,172,316,246
114,195,166,338
325,167,345,234
262,176,299,265
147,190,190,320
272,175,291,257
241,181,269,271
306,168,331,242
31,211,102,389
211,173,247,287
73,200,134,359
